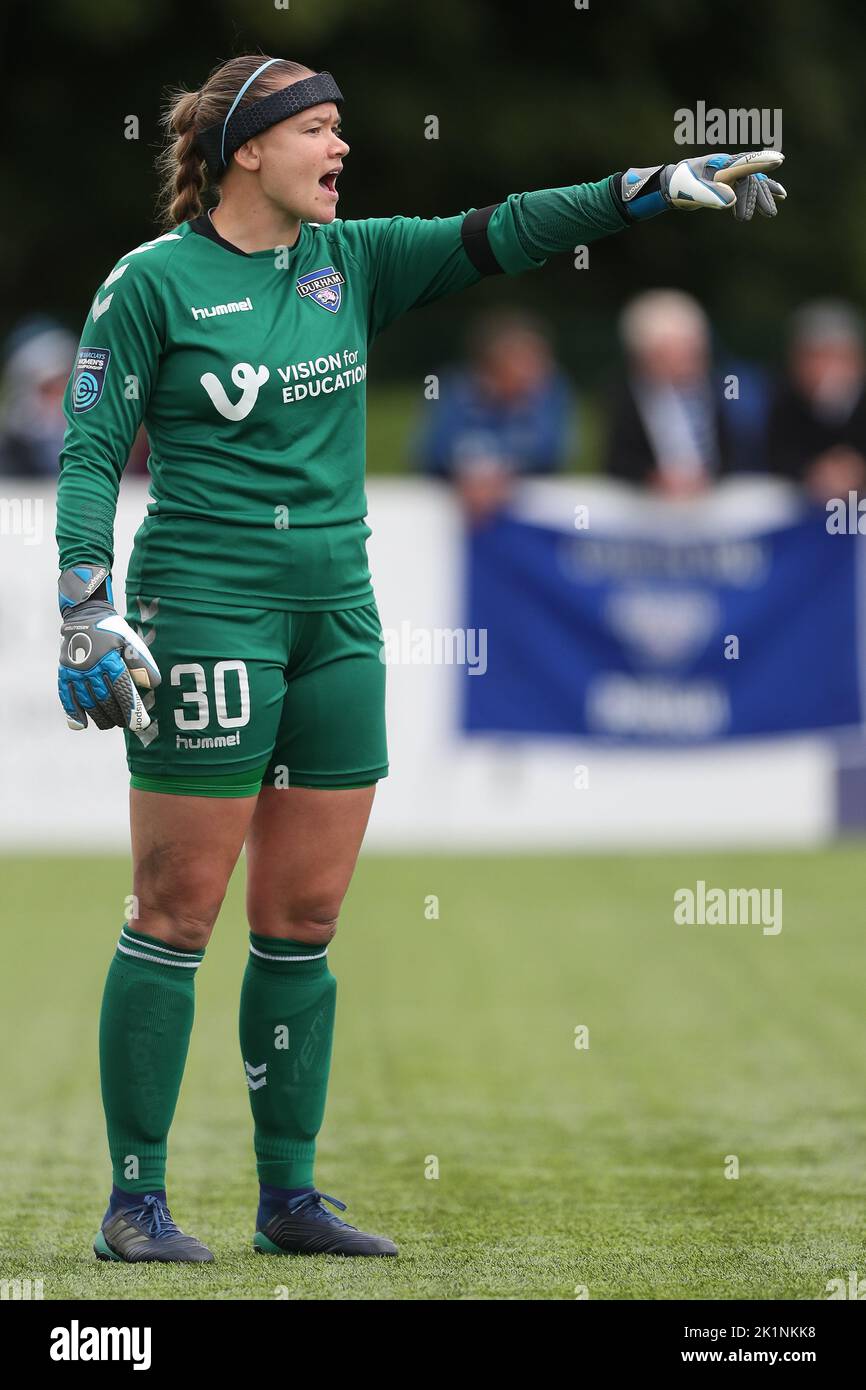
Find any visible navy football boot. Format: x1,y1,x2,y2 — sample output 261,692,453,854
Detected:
94,1192,214,1263
253,1189,397,1256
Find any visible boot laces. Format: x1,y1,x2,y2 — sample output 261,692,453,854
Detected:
286,1189,358,1230
126,1194,184,1239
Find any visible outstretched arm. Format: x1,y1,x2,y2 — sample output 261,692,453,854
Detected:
342,150,785,341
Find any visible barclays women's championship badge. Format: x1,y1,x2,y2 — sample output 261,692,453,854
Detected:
295,266,345,314
72,347,111,412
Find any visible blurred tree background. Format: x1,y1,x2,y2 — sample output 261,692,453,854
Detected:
3,0,864,466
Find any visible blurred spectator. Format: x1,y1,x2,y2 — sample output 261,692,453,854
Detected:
717,356,773,473
765,299,866,503
0,317,76,476
0,315,151,478
603,289,734,498
412,308,574,525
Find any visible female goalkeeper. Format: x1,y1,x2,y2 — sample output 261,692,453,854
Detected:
55,53,785,1263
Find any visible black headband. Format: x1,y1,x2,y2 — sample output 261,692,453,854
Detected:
195,67,344,177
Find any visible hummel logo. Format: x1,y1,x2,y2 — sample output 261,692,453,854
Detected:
244,1060,267,1090
191,296,253,321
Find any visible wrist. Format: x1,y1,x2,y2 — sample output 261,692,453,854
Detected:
58,564,113,613
614,165,672,222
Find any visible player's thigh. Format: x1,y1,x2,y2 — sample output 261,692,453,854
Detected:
248,603,387,936
130,787,258,948
245,785,377,939
122,596,289,944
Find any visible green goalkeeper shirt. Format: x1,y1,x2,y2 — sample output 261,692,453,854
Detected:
56,177,628,609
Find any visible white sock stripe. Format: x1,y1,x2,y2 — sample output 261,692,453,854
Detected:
120,928,204,960
248,942,328,962
116,943,201,968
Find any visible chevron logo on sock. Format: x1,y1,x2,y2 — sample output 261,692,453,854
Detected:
244,1060,267,1090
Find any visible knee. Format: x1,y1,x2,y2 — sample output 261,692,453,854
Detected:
134,892,224,951
134,846,227,950
248,901,340,945
287,914,339,946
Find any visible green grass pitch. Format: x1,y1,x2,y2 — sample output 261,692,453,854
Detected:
1,846,864,1301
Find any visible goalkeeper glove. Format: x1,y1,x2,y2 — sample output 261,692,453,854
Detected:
617,149,786,222
58,564,161,732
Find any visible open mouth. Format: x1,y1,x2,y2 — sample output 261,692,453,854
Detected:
319,172,339,195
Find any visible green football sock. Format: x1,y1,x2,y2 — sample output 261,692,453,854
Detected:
98,925,205,1193
239,932,337,1189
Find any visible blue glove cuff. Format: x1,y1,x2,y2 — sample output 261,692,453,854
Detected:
613,165,672,222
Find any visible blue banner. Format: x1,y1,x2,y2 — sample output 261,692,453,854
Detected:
462,508,863,742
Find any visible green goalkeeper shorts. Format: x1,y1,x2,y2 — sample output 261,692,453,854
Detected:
122,595,389,797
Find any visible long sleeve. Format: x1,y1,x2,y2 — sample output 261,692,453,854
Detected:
340,208,538,343
509,176,630,257
338,175,629,343
56,246,169,571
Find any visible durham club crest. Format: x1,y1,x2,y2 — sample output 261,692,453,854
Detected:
295,265,346,313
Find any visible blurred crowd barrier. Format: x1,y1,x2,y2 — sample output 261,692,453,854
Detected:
461,476,861,741
3,474,861,852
